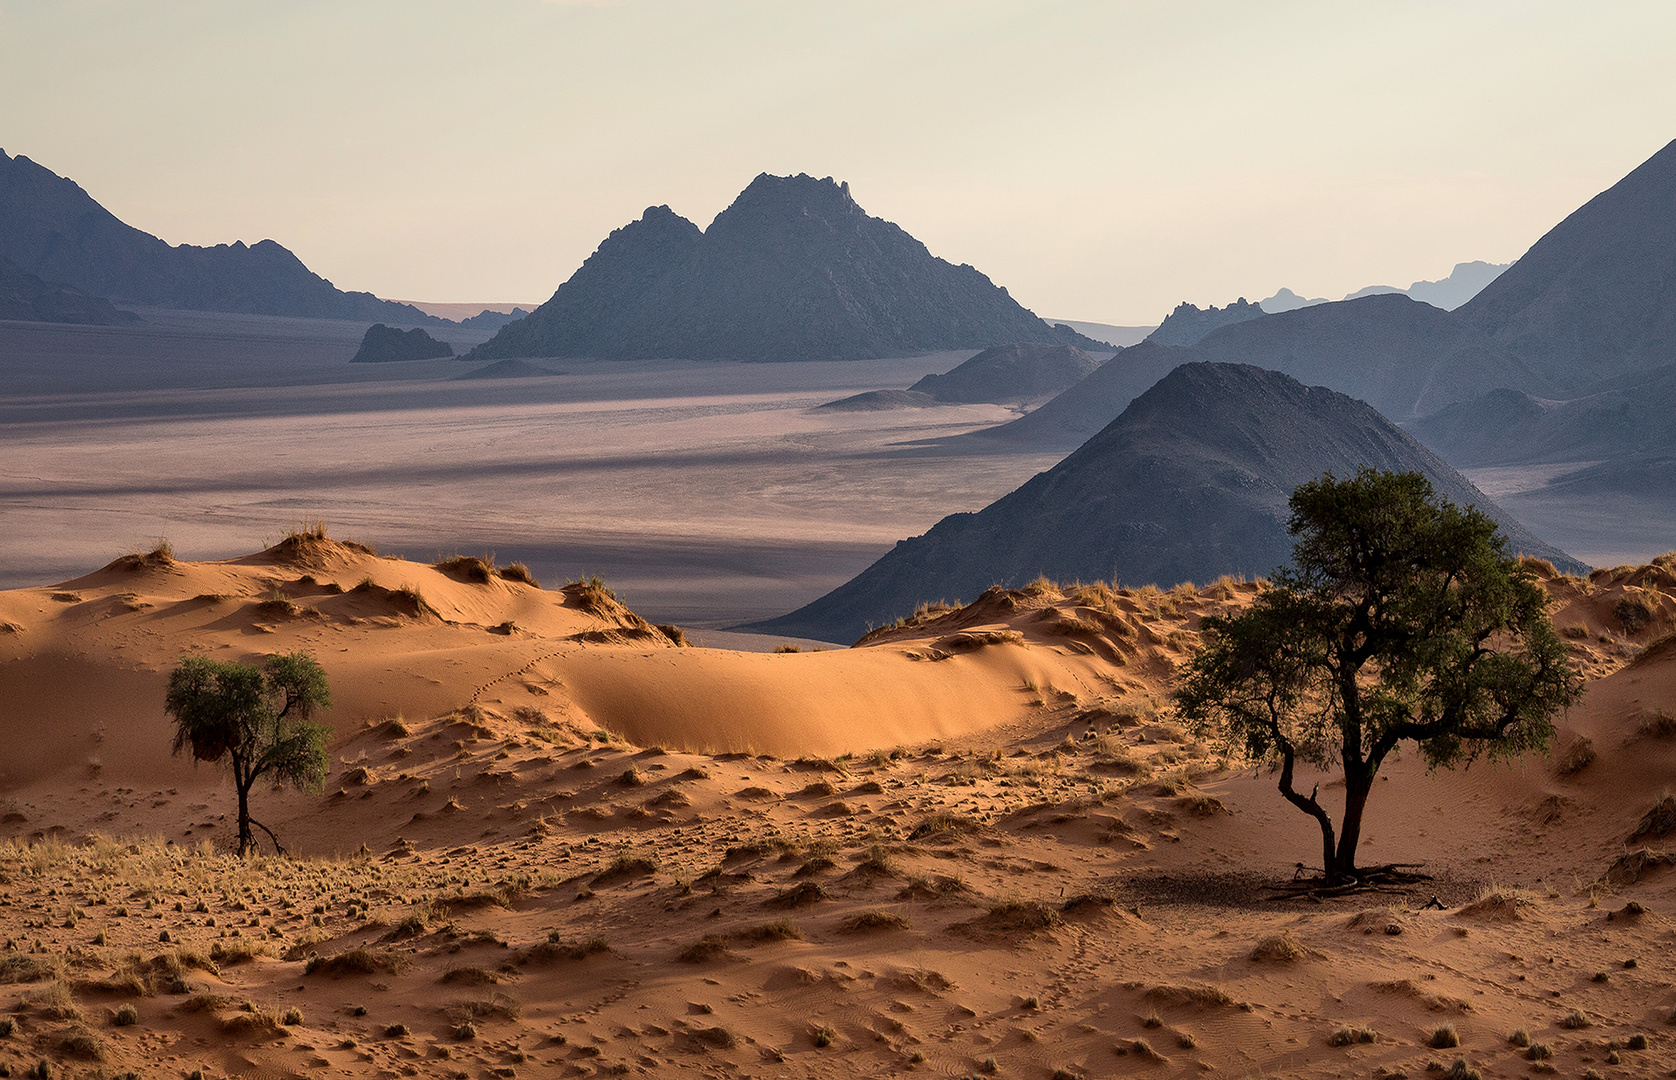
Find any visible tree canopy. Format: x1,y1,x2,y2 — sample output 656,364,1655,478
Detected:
1174,469,1581,887
165,651,332,856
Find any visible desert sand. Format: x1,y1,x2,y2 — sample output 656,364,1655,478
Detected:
0,533,1673,1079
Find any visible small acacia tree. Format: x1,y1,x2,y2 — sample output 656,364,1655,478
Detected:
165,651,332,856
1174,469,1581,887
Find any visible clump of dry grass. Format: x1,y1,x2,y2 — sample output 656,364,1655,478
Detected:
766,882,830,908
498,562,539,586
1458,886,1537,921
303,948,409,977
520,935,610,964
1250,932,1308,963
840,910,910,933
678,935,731,963
909,810,982,841
1326,1025,1378,1047
593,854,657,884
736,920,802,943
1554,736,1596,776
1630,791,1676,842
436,554,495,584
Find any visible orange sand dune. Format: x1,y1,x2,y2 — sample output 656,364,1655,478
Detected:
3,550,1676,1080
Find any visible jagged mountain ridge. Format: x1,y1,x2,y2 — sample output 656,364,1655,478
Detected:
0,149,439,324
751,363,1581,644
469,173,1100,363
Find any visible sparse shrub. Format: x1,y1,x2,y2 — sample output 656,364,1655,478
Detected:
1327,1025,1378,1047
1560,1008,1591,1029
1526,1041,1552,1060
1562,622,1590,639
1430,1023,1459,1048
280,1006,303,1025
385,1022,410,1037
813,1024,836,1048
1616,595,1654,632
1508,1028,1530,1047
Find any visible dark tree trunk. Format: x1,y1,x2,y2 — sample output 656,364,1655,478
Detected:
236,778,254,857
1329,766,1375,883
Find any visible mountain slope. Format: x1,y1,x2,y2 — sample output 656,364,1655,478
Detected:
1458,137,1676,385
0,149,438,323
468,173,1099,363
753,363,1580,644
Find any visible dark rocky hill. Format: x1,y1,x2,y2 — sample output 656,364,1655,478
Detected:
0,149,439,323
1146,297,1265,346
822,343,1105,411
751,363,1580,644
350,324,454,363
907,343,1103,404
0,255,138,325
468,174,1099,363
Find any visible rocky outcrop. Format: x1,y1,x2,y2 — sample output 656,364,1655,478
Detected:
350,324,455,363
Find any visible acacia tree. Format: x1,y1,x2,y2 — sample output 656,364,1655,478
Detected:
1174,469,1581,887
165,651,332,856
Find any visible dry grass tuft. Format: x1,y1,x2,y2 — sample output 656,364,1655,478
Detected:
1554,736,1596,776
1250,932,1308,963
1327,1025,1379,1047
303,947,409,978
839,910,910,933
678,935,732,963
1630,791,1676,842
498,562,539,586
1458,886,1537,921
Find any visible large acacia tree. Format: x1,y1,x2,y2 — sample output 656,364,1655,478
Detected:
1174,469,1581,887
165,651,332,856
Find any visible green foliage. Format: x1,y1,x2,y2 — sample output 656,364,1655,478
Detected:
1174,469,1580,882
165,651,332,856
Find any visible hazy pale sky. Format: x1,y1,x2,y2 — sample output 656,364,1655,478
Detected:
2,1,1672,324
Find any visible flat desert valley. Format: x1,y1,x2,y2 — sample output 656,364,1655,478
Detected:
2,311,1676,1080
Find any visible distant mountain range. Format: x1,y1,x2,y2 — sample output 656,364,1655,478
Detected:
467,173,1101,363
1145,297,1264,347
753,363,1581,644
1260,260,1510,314
0,149,439,324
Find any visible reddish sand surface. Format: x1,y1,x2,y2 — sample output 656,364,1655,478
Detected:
0,539,1674,1078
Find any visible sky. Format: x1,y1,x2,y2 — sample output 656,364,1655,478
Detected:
1,1,1673,325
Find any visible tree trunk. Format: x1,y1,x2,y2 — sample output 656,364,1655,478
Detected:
236,779,254,857
1329,767,1375,883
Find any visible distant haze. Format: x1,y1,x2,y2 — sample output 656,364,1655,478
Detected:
0,2,1671,324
